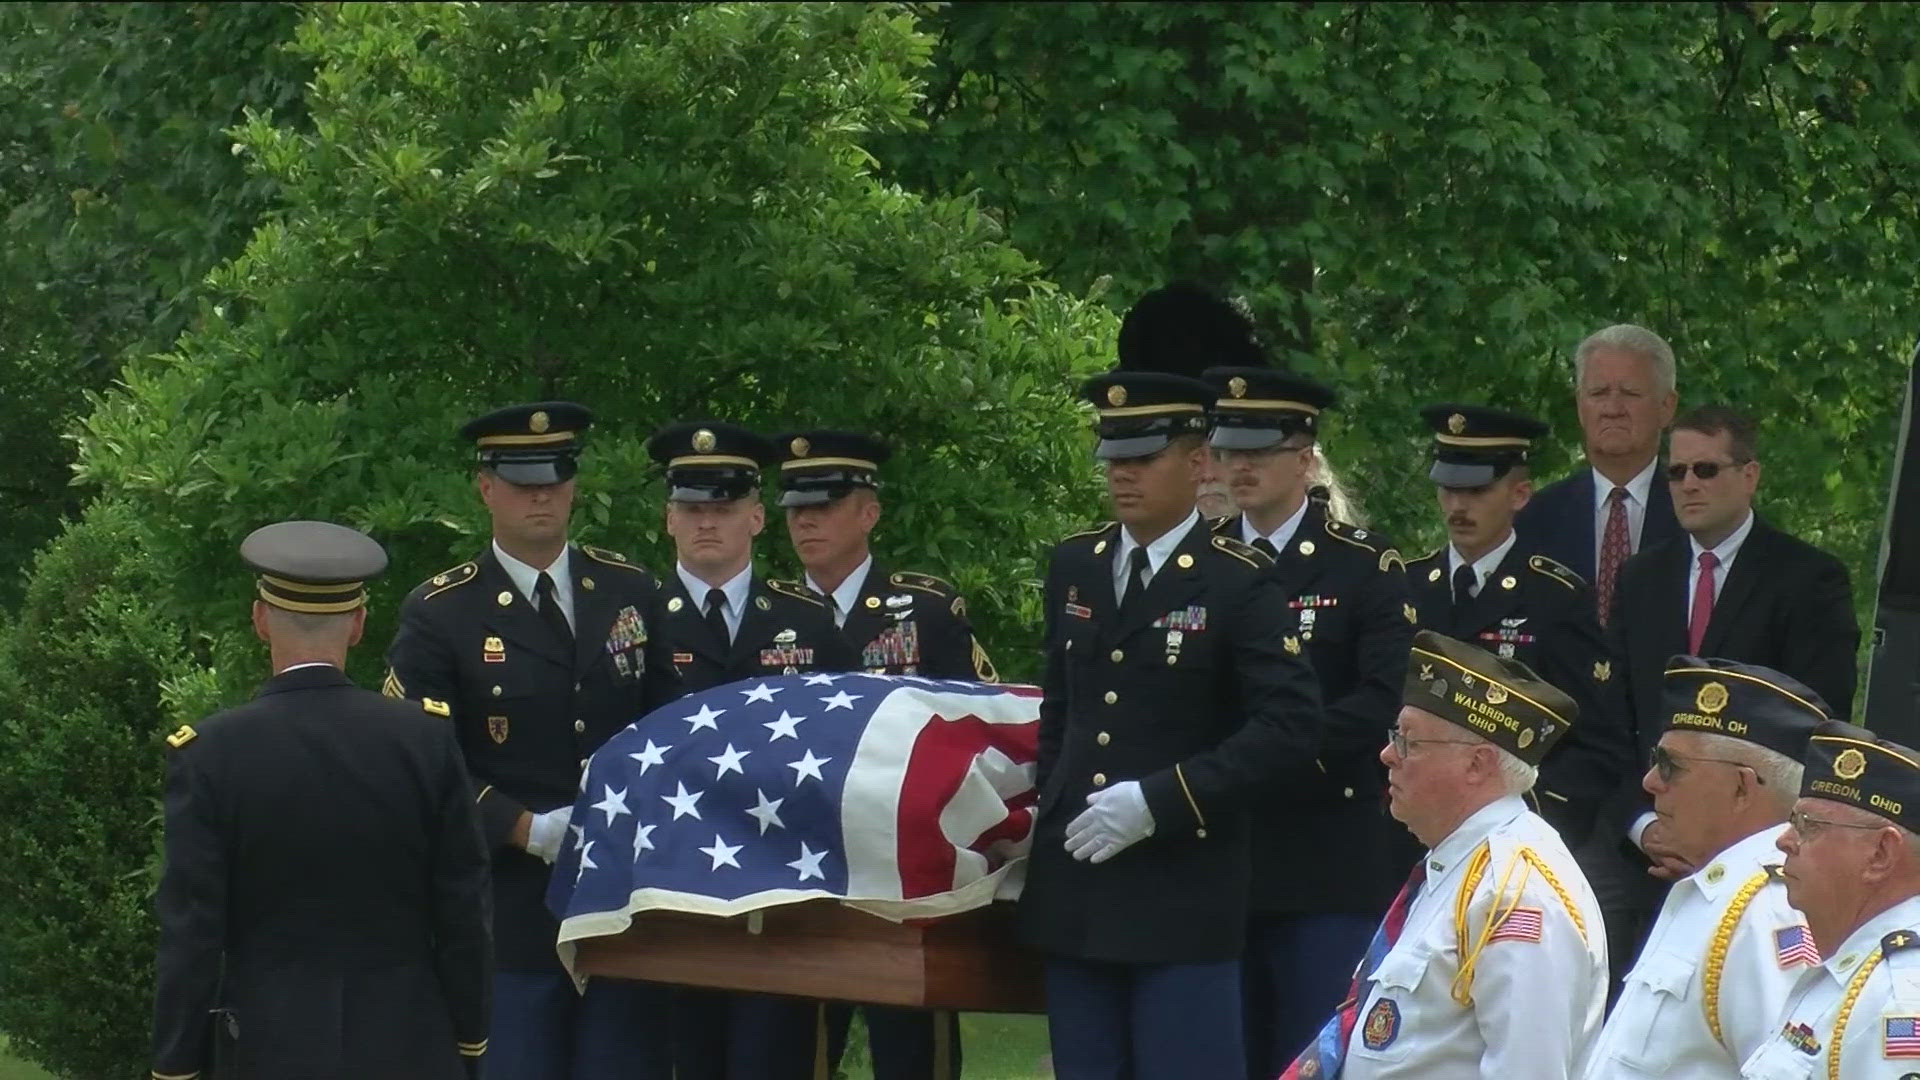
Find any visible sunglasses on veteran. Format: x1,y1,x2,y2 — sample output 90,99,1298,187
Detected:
1648,744,1764,785
1665,458,1751,482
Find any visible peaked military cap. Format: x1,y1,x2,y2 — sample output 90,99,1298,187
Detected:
1803,720,1920,832
1081,371,1213,461
1203,366,1337,451
1659,656,1829,761
241,520,388,614
460,401,592,486
1117,283,1268,379
1420,403,1548,488
773,430,890,508
1405,629,1576,766
646,421,776,502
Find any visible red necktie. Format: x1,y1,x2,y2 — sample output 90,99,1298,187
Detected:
1687,550,1720,653
1596,487,1629,627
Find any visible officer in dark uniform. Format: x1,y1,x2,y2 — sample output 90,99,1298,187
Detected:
384,402,685,1080
644,420,859,1080
1200,367,1416,1079
774,428,993,1079
1404,404,1633,848
1018,370,1324,1079
153,521,491,1080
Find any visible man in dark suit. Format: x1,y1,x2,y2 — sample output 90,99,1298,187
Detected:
1517,324,1682,627
1018,369,1323,1079
1198,366,1415,1079
385,402,686,1080
155,521,491,1080
1404,404,1634,848
1597,404,1859,976
644,420,860,1080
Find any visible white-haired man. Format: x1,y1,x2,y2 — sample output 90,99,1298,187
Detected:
1739,722,1920,1079
1581,658,1828,1079
1281,630,1606,1080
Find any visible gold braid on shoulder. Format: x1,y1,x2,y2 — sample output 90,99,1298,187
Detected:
1702,870,1771,1046
1827,949,1883,1080
1450,843,1588,1007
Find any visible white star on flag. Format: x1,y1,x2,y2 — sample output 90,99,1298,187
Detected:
628,739,671,774
631,822,656,860
575,840,598,882
661,781,705,821
571,822,587,851
788,842,828,882
745,789,786,835
708,744,751,779
764,710,806,741
788,749,832,784
801,673,840,685
821,690,861,711
590,785,631,826
742,682,781,703
683,703,725,732
700,834,744,870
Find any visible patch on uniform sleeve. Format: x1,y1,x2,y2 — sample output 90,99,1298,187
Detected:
1489,906,1544,943
382,667,405,698
1884,1016,1920,1057
1775,924,1820,968
165,725,197,749
1361,997,1401,1050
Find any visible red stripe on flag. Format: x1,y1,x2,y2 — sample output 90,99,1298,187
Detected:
895,710,1039,898
1490,907,1543,943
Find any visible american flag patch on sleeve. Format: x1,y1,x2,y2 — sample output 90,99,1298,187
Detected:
1774,924,1820,968
1883,1016,1920,1057
1490,906,1543,943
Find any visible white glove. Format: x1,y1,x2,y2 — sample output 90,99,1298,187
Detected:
1064,780,1154,864
525,806,574,865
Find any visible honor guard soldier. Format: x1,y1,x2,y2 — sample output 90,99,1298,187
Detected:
1405,404,1632,848
153,522,491,1080
1201,366,1417,1079
1018,369,1324,1079
774,428,989,1079
1741,722,1920,1080
1583,659,1827,1080
384,402,686,1080
645,420,859,1080
1283,631,1608,1080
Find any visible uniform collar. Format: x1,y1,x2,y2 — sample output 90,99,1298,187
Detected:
805,554,872,619
676,561,753,617
1424,794,1529,879
1447,528,1518,589
1239,497,1311,552
1818,895,1920,986
1116,509,1201,578
492,540,572,604
1683,824,1786,902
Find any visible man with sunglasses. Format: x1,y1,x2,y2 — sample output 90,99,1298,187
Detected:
1738,721,1920,1079
1581,658,1827,1080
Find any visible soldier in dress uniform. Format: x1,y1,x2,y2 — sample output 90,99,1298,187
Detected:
384,402,686,1080
1404,404,1633,848
1282,630,1608,1080
153,521,491,1080
1582,659,1827,1080
773,427,991,1079
1741,721,1920,1079
1200,366,1416,1079
644,420,859,1080
1018,369,1324,1079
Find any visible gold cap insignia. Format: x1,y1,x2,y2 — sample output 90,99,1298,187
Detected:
1107,384,1127,407
1228,376,1248,399
1835,747,1867,781
1447,413,1466,435
1594,660,1612,682
1486,683,1510,705
1696,681,1729,715
1419,663,1435,681
791,436,810,457
530,410,550,434
1517,727,1535,749
692,428,717,453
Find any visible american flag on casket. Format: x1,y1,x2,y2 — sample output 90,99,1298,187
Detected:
548,673,1041,958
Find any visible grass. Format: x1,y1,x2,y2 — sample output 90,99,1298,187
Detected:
0,1038,52,1080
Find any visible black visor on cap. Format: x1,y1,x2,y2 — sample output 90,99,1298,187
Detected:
1428,457,1503,488
776,472,873,508
1210,414,1313,451
484,450,580,487
666,465,759,503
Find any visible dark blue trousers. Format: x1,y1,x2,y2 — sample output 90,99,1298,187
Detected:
671,987,821,1080
1044,956,1244,1080
485,971,672,1080
825,1003,963,1078
1240,912,1376,1079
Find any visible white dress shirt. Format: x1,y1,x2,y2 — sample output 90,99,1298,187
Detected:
1446,529,1520,599
1686,510,1756,614
493,540,575,631
1240,497,1311,553
1584,827,1816,1080
1345,795,1608,1079
675,562,752,642
1591,458,1661,557
275,661,338,676
1740,894,1920,1080
1113,510,1201,601
806,555,873,629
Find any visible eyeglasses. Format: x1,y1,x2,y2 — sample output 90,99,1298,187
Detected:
1786,808,1887,840
1649,744,1762,785
1665,459,1750,482
1388,726,1482,757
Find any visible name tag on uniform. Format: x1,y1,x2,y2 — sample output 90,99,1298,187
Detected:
1064,602,1093,619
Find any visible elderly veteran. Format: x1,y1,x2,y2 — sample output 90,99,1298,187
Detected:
1281,629,1606,1080
1740,722,1920,1080
1581,659,1827,1079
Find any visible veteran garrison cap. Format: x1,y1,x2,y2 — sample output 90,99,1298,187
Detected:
1117,283,1267,380
1405,629,1576,766
773,430,890,508
1803,720,1920,832
646,421,776,502
1081,371,1213,461
1419,403,1548,488
1203,366,1337,451
460,401,592,486
1659,657,1829,761
241,520,388,614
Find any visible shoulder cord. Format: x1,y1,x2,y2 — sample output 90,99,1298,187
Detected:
1702,870,1772,1046
1827,949,1882,1080
1450,843,1591,1007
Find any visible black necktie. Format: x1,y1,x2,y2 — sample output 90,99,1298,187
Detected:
1452,563,1479,611
535,571,573,647
1120,548,1151,613
704,587,731,645
1250,537,1279,561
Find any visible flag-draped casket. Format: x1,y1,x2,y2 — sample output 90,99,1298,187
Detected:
547,673,1046,1009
